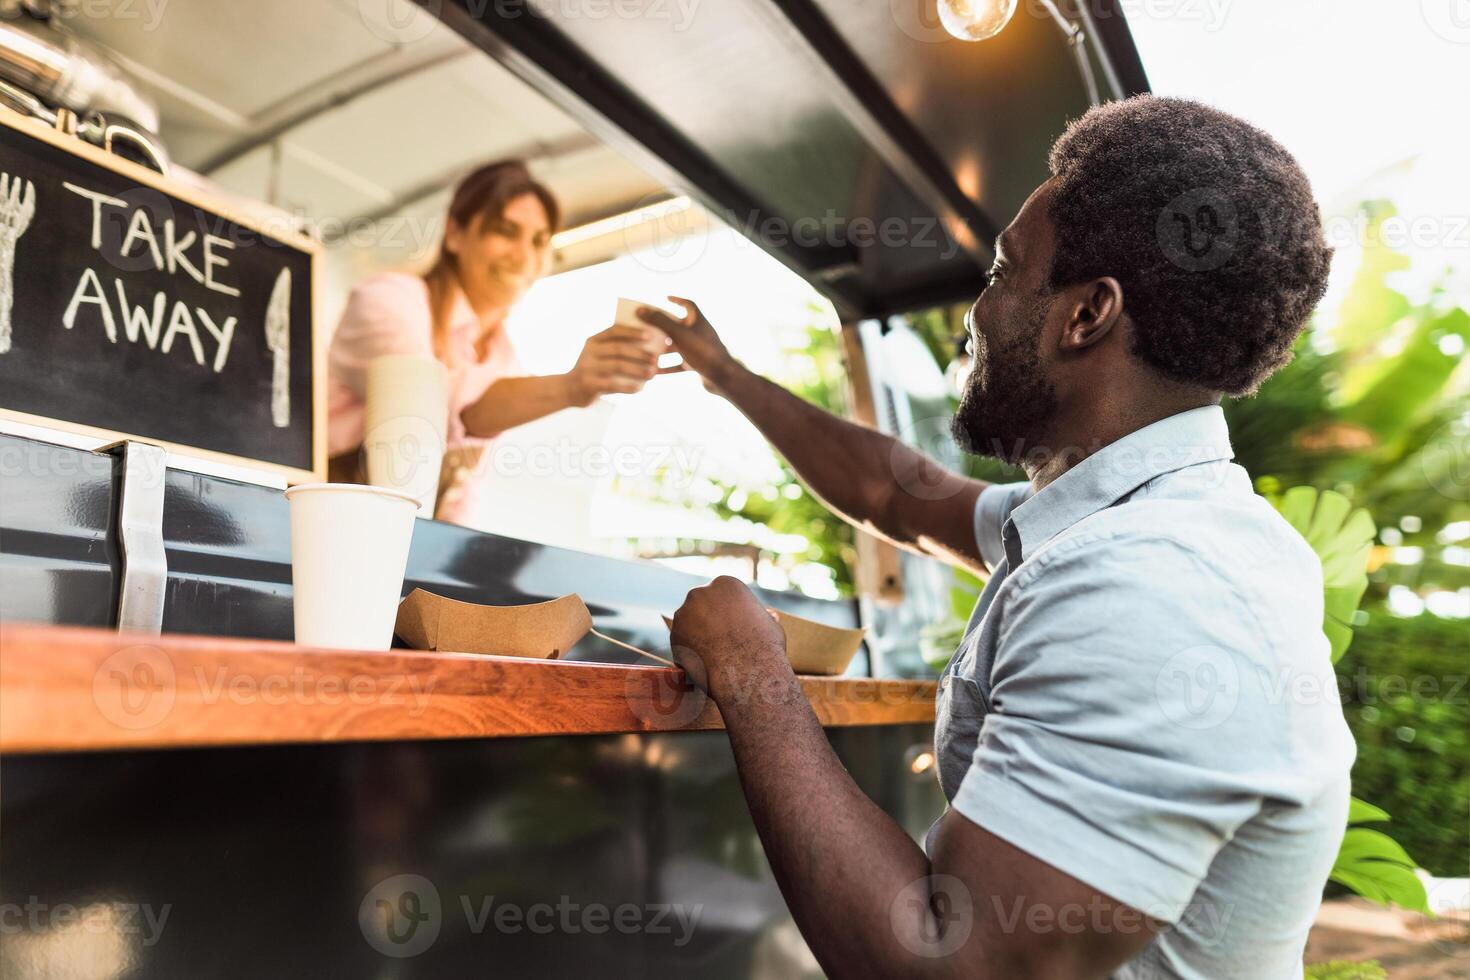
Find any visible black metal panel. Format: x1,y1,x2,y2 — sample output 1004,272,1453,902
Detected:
3,433,863,667
805,0,1094,253
767,0,1001,251
0,433,119,627
432,0,872,317
432,0,1150,317
436,0,986,318
0,724,942,978
159,464,860,662
1087,0,1152,97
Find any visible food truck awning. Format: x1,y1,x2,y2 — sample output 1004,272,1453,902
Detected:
61,1,1147,320
436,0,1150,319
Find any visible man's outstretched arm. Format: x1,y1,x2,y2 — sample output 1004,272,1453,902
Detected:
672,577,1159,979
638,298,990,573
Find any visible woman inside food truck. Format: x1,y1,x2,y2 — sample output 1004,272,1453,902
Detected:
325,159,663,524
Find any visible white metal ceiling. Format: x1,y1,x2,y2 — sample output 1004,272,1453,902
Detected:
66,0,665,239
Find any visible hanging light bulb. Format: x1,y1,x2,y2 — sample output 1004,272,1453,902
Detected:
937,0,1018,41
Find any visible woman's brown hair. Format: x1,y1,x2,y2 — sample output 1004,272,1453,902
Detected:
422,159,561,361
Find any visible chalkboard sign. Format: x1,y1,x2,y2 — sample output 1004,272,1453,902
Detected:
0,113,321,481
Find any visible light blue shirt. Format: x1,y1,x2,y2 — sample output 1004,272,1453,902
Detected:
929,405,1355,979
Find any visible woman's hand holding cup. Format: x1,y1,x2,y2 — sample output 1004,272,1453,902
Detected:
565,323,662,406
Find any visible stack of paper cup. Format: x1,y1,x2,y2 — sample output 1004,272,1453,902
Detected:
284,483,418,650
364,354,449,516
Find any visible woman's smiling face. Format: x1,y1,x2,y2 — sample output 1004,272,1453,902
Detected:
446,191,553,314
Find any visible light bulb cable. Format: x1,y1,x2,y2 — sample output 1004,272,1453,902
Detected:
1034,0,1102,106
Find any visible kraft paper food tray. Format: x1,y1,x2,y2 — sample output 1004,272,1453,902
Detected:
395,589,592,659
662,609,865,676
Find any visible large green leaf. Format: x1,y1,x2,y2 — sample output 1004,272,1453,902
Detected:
1330,831,1429,913
1331,202,1412,361
949,566,984,621
1327,807,1432,915
1340,307,1470,441
1347,797,1391,824
1269,486,1376,662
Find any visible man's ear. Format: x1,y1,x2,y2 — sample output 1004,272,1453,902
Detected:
1058,277,1124,351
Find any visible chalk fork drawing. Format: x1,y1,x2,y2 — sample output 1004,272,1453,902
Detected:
265,266,292,427
0,173,37,355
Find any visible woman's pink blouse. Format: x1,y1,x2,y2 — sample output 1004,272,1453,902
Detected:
326,272,522,524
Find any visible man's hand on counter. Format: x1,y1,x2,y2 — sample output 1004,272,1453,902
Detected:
668,575,790,701
669,575,1154,980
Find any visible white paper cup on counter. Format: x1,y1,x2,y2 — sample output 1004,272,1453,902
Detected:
363,354,449,516
284,483,418,650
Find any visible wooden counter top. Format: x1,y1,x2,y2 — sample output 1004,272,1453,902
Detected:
0,624,937,753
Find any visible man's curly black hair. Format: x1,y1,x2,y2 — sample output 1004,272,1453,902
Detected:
1046,95,1332,396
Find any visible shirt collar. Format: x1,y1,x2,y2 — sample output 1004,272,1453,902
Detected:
446,291,503,364
1003,405,1235,566
448,289,478,335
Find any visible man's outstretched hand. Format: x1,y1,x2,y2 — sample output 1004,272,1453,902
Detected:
636,296,741,395
669,576,788,697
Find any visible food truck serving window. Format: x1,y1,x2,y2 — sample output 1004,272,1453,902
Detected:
0,2,875,604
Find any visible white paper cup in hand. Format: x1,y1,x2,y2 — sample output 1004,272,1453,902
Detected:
615,298,646,328
364,354,449,516
615,297,672,365
284,483,418,650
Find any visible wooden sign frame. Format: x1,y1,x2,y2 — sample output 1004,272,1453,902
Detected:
0,110,326,484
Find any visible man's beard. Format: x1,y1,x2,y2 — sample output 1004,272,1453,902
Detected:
950,306,1059,466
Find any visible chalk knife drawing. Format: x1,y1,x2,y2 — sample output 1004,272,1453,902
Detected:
0,173,36,355
266,266,291,427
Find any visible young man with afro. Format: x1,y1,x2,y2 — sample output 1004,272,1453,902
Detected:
639,95,1351,979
